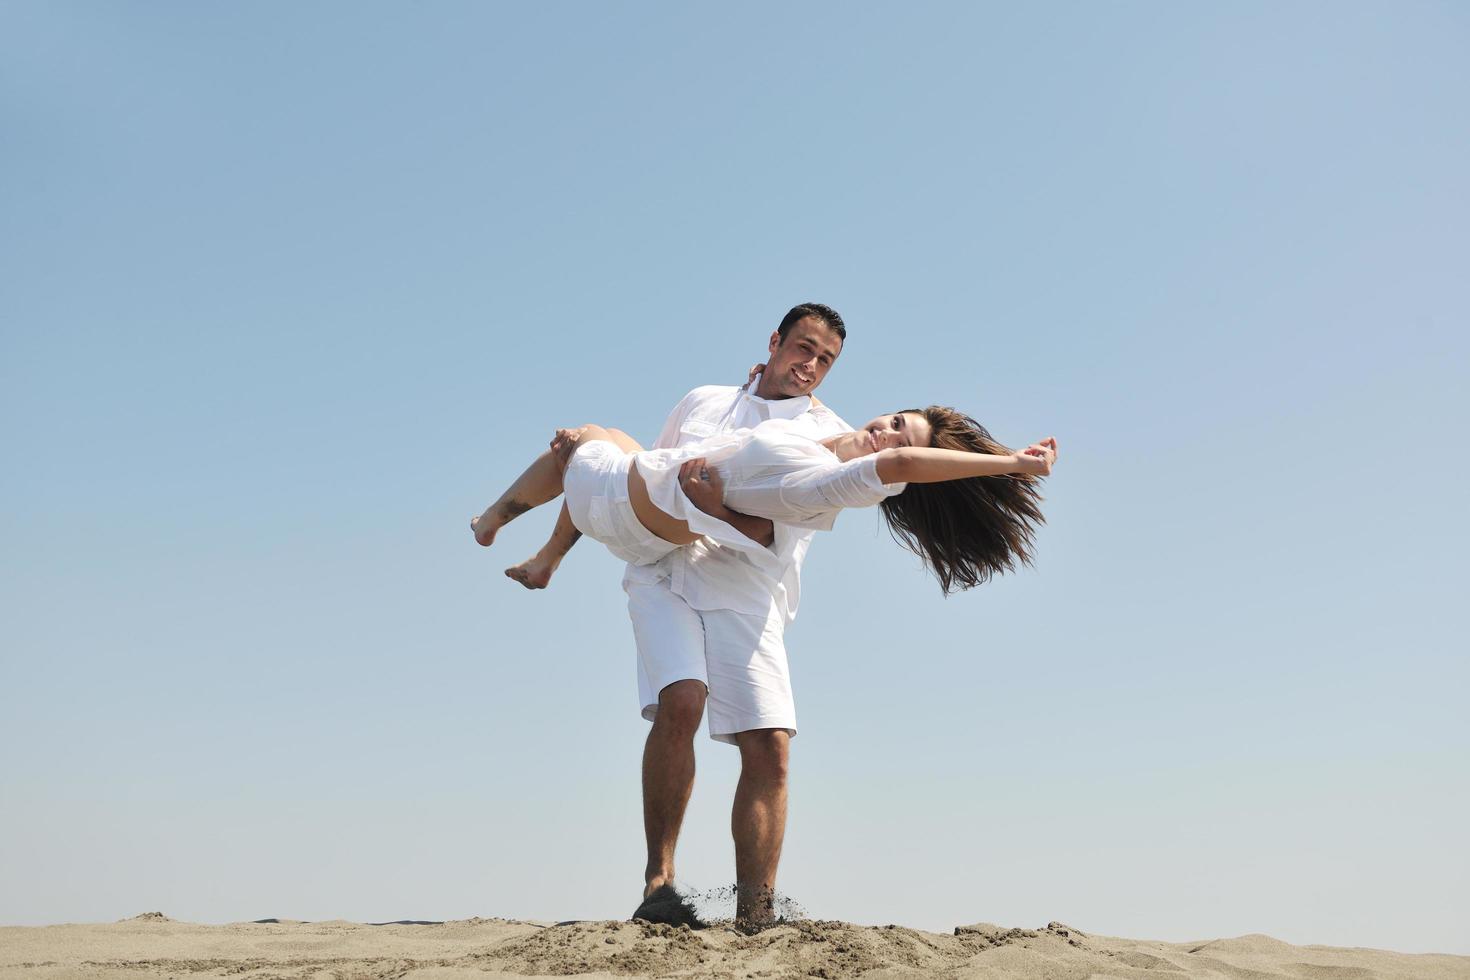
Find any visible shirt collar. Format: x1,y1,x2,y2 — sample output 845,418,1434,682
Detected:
744,373,812,420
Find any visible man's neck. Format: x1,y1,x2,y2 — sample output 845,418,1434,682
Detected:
752,374,803,402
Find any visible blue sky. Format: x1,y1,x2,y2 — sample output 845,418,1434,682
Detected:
2,1,1466,954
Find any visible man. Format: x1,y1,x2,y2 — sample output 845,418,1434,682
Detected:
506,303,850,926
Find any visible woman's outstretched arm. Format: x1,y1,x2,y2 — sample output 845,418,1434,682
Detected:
875,437,1057,484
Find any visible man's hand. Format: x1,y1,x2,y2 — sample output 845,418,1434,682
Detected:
678,457,726,516
551,426,588,452
550,426,589,467
678,456,775,547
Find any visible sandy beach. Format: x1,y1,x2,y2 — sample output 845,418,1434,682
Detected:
2,913,1465,980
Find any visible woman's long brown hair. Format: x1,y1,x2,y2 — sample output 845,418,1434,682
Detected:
878,406,1046,595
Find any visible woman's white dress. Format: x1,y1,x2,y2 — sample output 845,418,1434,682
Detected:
565,417,907,581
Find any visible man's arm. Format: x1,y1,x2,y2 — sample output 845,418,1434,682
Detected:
710,508,776,549
677,458,775,548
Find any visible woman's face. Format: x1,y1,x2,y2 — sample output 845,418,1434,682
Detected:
834,411,933,460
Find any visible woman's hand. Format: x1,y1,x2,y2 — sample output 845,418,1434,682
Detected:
679,457,727,516
1016,437,1058,476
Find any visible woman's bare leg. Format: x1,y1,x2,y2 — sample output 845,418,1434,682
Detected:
588,425,644,454
471,428,592,548
505,502,580,589
471,449,562,547
503,426,649,587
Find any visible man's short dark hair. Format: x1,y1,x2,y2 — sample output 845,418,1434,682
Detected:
776,303,846,343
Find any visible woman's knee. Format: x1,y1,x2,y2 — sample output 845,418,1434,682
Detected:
600,427,643,454
560,423,613,444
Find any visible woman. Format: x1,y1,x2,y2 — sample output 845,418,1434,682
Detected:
472,407,1056,595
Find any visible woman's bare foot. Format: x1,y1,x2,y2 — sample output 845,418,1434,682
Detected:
471,499,529,548
505,551,559,590
470,509,500,547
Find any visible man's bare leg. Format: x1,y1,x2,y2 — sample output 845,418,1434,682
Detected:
731,728,790,926
642,680,706,898
505,502,581,589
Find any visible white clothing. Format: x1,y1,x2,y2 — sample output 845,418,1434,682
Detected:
639,418,904,530
623,378,852,623
629,418,907,586
627,568,794,744
563,440,680,566
564,420,904,589
621,376,851,742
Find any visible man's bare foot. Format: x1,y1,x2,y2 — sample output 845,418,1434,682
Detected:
735,883,777,930
505,552,559,589
632,883,705,929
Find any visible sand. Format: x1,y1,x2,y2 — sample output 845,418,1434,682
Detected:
1,913,1465,980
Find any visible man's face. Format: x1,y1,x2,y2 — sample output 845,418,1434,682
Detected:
759,317,843,399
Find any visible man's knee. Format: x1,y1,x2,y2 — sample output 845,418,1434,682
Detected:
736,729,790,781
653,680,706,737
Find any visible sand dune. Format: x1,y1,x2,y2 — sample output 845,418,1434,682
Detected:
1,912,1465,979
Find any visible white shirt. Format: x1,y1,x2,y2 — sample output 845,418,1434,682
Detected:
622,377,853,622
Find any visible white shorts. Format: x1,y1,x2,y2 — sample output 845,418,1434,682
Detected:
625,571,795,745
564,441,681,567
